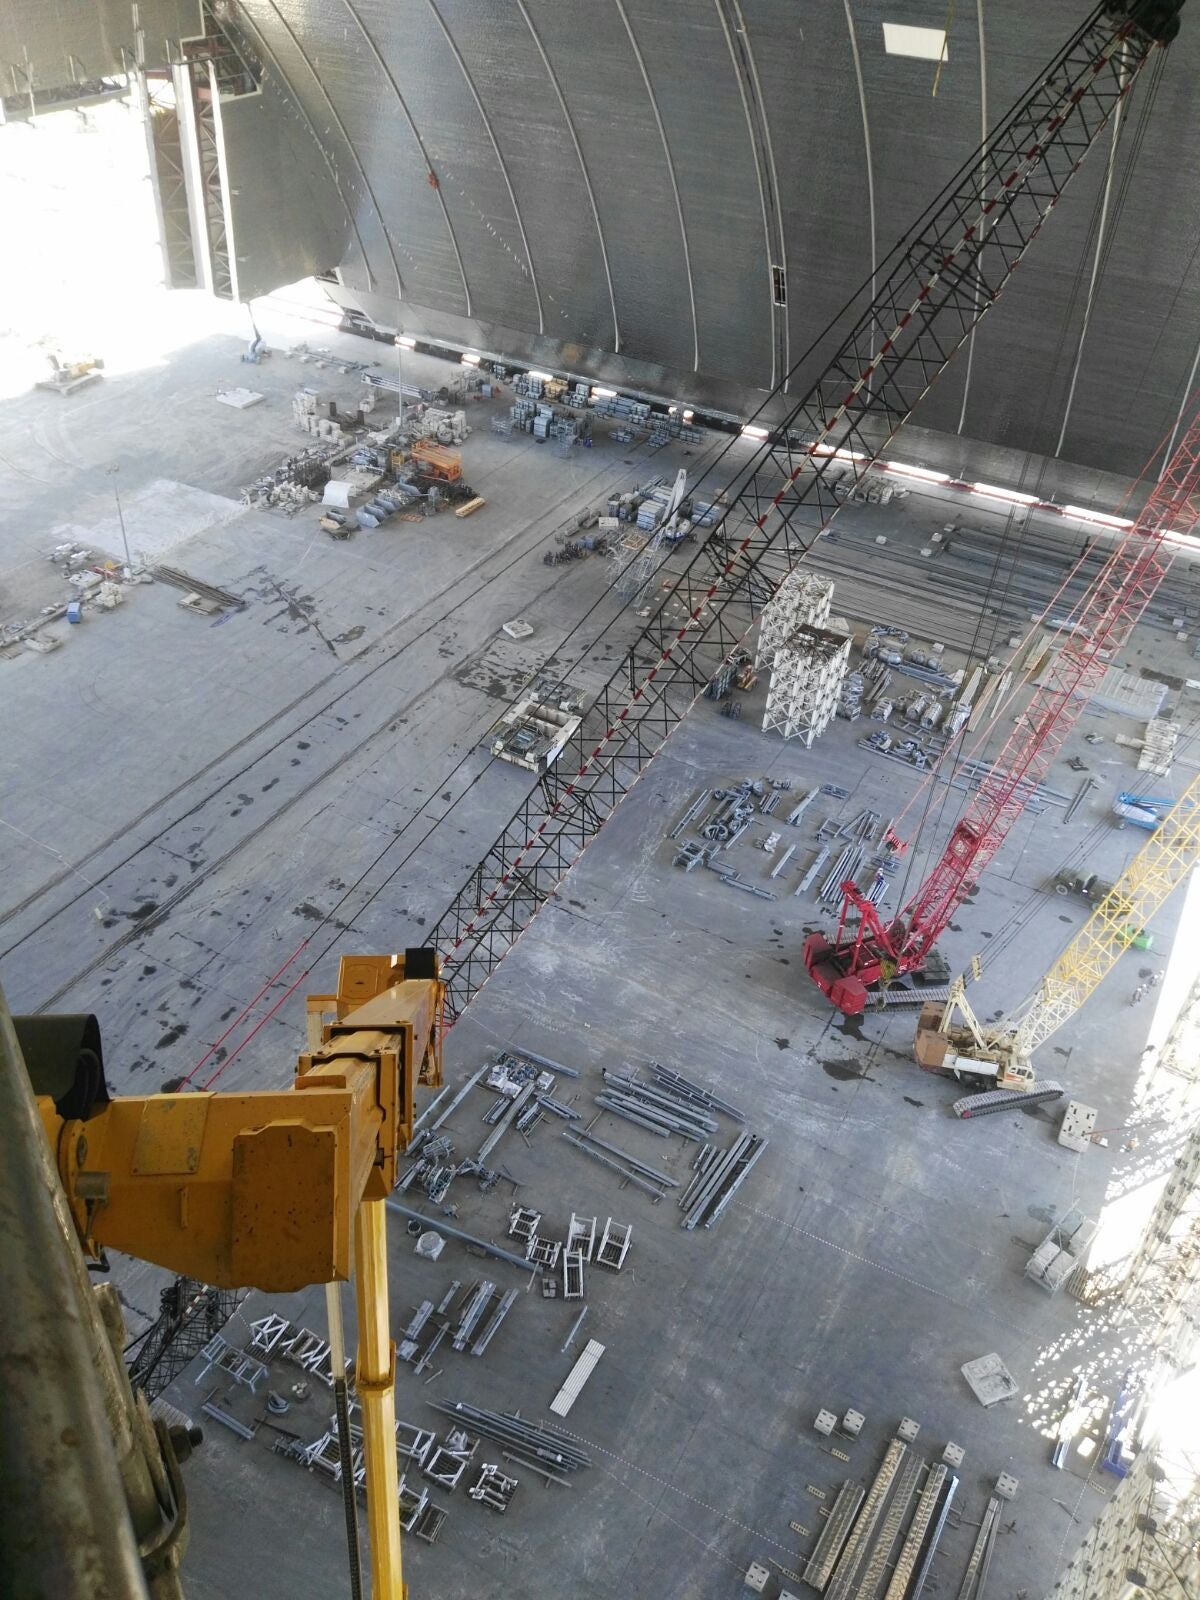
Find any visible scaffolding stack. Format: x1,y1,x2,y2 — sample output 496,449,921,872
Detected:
761,623,851,746
753,571,835,669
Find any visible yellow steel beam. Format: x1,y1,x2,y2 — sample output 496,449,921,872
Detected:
30,951,440,1600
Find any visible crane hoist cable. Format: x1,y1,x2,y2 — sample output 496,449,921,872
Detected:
892,74,1176,907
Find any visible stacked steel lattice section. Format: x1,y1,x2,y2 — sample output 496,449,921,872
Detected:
428,5,1175,1021
806,406,1200,1012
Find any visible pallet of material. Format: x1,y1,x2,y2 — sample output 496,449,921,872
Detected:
455,496,486,518
550,1339,605,1417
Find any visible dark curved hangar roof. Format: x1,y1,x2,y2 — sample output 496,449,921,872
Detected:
8,1,1200,474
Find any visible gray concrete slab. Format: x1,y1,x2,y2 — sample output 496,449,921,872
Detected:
154,666,1189,1599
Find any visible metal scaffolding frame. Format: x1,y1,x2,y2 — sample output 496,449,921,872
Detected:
753,569,834,666
142,71,198,289
761,625,851,746
178,0,262,301
429,5,1167,1022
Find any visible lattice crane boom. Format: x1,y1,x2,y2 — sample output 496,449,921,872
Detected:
915,775,1200,1088
805,404,1200,1015
1006,773,1200,1057
430,3,1183,1022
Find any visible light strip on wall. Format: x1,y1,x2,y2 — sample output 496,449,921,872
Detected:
886,462,950,483
1062,505,1134,529
742,424,770,440
812,444,868,461
971,482,1039,505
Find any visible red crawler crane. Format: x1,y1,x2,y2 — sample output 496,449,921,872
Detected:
803,407,1200,1015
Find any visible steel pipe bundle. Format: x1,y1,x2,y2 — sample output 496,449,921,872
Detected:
561,1131,670,1198
427,1400,591,1479
566,1128,679,1187
820,845,864,906
601,1072,719,1132
595,1089,710,1140
648,1063,745,1123
681,1133,768,1229
534,1093,580,1120
476,1081,536,1160
504,1046,581,1079
594,1094,678,1139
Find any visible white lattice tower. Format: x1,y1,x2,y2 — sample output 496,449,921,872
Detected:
607,525,648,593
754,571,834,668
622,523,670,601
762,624,850,746
1044,1447,1200,1600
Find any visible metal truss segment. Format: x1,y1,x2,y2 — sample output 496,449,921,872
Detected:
428,4,1170,1024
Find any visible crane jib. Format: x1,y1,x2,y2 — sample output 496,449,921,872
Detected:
426,3,1185,1025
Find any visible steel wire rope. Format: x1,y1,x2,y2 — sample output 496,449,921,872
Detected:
887,383,1189,859
896,387,1184,914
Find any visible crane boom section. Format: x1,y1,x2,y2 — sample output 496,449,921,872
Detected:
1006,773,1200,1056
899,413,1200,969
37,954,442,1291
807,406,1200,1013
432,3,1177,1023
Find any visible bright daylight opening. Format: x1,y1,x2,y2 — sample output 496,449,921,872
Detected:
0,93,254,400
1087,866,1200,1278
881,23,949,61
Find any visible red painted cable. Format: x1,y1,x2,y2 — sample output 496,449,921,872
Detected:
179,937,310,1085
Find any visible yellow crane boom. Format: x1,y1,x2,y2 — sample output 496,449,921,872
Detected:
1005,772,1200,1056
916,773,1200,1086
20,949,443,1600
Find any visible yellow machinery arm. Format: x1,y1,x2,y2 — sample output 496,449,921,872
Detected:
36,952,441,1291
25,948,444,1600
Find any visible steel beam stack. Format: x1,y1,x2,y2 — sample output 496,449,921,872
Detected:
426,1400,590,1485
679,1133,767,1229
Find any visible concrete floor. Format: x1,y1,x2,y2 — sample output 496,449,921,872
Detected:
3,300,1196,1600
161,684,1193,1600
